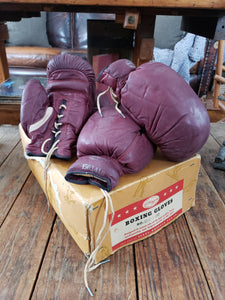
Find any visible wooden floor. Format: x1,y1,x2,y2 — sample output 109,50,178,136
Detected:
0,123,225,300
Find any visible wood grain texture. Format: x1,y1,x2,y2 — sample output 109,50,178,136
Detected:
185,124,225,300
135,216,212,300
210,123,225,145
0,174,55,300
199,127,225,204
185,166,225,300
0,43,9,84
32,218,137,299
0,125,20,165
0,141,30,225
0,103,20,125
0,0,224,9
0,23,9,83
1,124,225,299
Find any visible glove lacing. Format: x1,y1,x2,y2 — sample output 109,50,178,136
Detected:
84,188,115,297
40,102,67,209
97,87,125,118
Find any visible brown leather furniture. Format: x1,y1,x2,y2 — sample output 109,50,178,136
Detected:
5,12,102,76
5,12,209,93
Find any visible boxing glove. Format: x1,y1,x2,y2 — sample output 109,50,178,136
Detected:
97,59,210,162
21,53,96,159
65,105,155,191
21,78,57,157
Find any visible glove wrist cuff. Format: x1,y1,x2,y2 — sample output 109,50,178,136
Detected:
65,155,123,192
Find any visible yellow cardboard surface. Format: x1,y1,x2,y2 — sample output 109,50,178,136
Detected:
19,124,201,263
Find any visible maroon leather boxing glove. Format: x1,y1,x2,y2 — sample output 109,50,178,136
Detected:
21,78,57,157
21,53,96,159
65,106,155,191
98,59,210,162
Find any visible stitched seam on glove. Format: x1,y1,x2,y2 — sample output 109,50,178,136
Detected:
117,133,140,163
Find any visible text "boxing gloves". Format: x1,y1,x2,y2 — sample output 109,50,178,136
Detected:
20,54,96,159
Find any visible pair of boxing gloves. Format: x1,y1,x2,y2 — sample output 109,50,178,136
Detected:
21,54,210,192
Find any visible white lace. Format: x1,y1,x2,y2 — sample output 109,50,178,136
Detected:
84,188,115,296
41,103,67,209
96,87,125,118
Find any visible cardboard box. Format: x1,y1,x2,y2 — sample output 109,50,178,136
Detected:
19,124,201,263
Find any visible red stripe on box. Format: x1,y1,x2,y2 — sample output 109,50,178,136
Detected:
109,180,183,225
112,208,182,251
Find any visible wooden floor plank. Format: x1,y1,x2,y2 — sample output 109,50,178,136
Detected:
185,166,225,300
0,141,30,226
210,123,225,145
0,125,20,165
0,174,55,300
199,134,225,204
32,217,137,300
1,124,225,300
135,215,212,300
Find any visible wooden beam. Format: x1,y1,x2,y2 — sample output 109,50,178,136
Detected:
0,23,9,84
219,101,225,112
214,74,225,84
213,40,225,108
133,13,155,66
0,0,225,10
